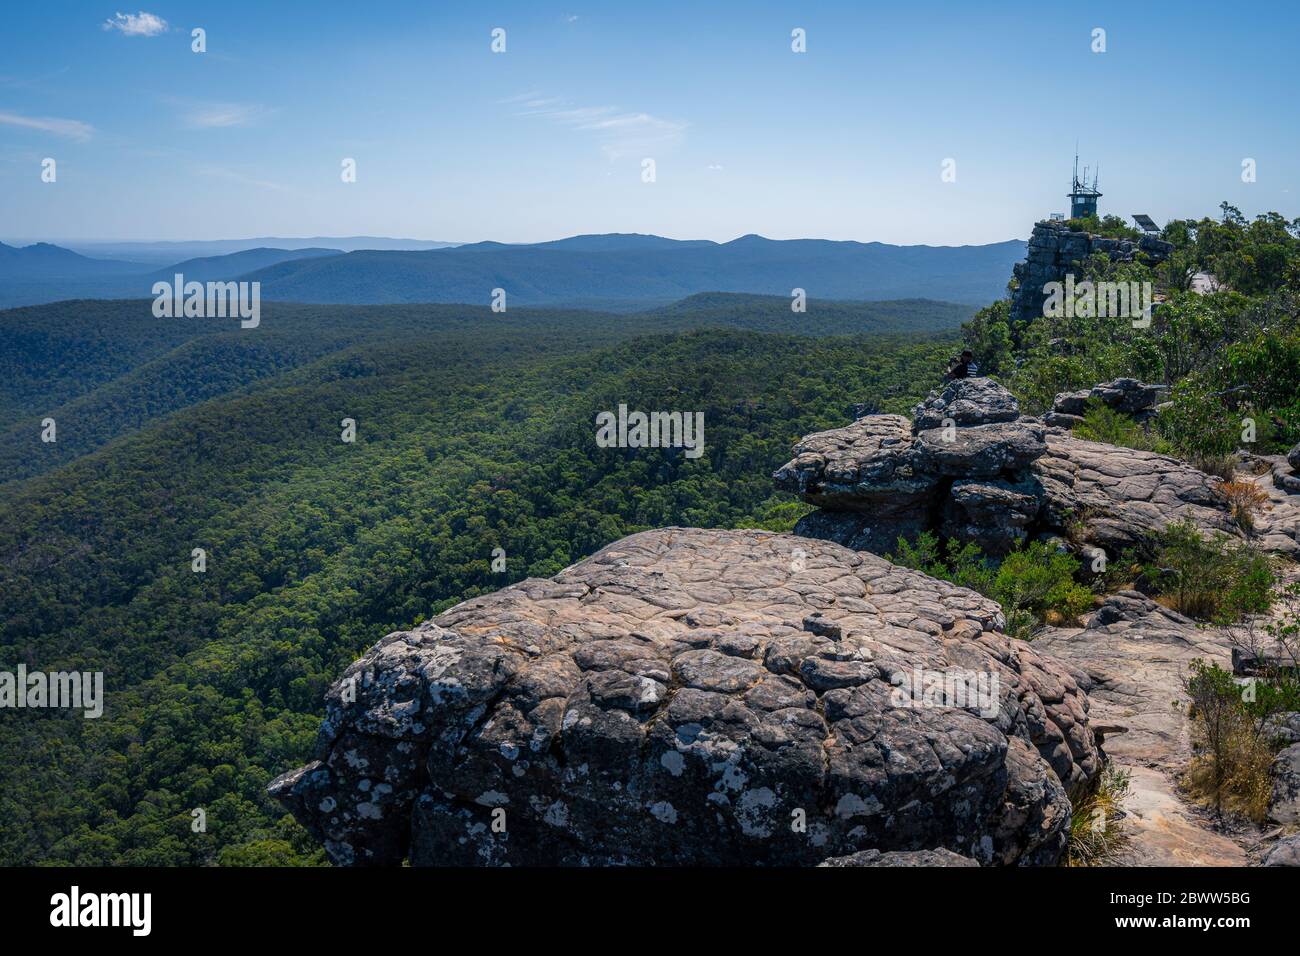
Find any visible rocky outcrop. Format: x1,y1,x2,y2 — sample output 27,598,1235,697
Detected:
774,377,1285,561
1009,220,1173,327
1273,444,1300,495
913,377,1021,430
1246,458,1300,557
1263,712,1300,746
1035,593,1229,774
270,527,1100,867
1034,432,1239,553
775,380,1051,555
1045,377,1167,429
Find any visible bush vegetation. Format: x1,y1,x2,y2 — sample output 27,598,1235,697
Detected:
1141,519,1275,624
965,204,1300,462
1182,660,1286,822
1071,399,1171,453
1066,765,1132,867
888,532,1094,639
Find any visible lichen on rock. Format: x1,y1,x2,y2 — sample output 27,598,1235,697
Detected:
270,527,1100,866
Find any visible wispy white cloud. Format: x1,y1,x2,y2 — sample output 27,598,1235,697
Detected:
0,110,93,140
182,103,270,129
507,93,686,160
102,11,168,36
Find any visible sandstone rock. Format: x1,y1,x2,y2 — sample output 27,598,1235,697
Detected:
792,509,924,559
1274,468,1300,495
914,421,1047,479
1268,743,1300,825
1035,592,1229,776
1263,712,1300,746
1035,592,1251,866
771,415,936,510
817,847,979,867
1034,432,1239,552
1090,378,1164,416
1010,221,1172,327
1289,443,1300,473
271,528,1100,866
1245,460,1300,557
1049,379,1164,425
912,378,1020,431
944,478,1043,554
1044,412,1084,429
1051,390,1091,418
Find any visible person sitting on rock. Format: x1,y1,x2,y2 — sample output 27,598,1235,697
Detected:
945,350,979,381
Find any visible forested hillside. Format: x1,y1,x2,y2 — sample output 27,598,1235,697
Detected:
0,307,953,865
0,294,968,488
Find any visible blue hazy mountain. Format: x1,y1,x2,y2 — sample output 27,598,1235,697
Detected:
0,242,148,279
241,233,1026,307
52,236,462,265
144,247,341,283
0,233,1025,309
0,246,339,307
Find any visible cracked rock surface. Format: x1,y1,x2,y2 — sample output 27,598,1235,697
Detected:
1034,593,1249,866
270,527,1100,866
777,377,1300,560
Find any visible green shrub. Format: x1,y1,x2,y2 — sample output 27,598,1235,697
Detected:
1182,660,1276,822
1143,519,1274,623
888,533,1092,639
1157,378,1243,461
1072,399,1171,453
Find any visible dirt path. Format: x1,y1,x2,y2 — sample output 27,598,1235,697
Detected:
1035,595,1250,866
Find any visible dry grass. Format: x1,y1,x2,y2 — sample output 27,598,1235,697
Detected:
1217,478,1270,533
1066,765,1132,866
1183,706,1275,823
1193,453,1240,482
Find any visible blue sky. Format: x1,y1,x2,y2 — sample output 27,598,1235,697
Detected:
1,1,1297,245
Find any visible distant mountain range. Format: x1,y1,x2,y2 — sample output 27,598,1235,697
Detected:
0,242,148,278
0,233,1026,310
14,236,463,265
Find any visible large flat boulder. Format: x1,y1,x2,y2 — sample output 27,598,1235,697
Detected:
914,420,1047,478
818,847,979,867
1035,432,1242,551
271,528,1100,867
771,415,937,510
1263,834,1300,866
774,381,1051,556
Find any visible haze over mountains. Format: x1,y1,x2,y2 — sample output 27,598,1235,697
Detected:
0,233,1025,311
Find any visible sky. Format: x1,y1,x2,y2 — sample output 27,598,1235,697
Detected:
1,1,1297,246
